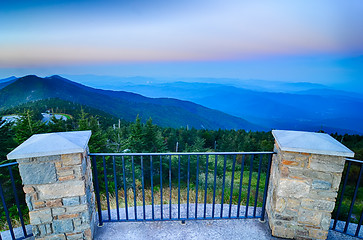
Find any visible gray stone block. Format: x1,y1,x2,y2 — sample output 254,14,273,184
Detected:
80,195,87,205
81,210,90,223
63,197,80,206
29,209,52,225
308,155,345,173
52,207,66,215
67,233,83,240
53,219,74,234
46,223,52,234
46,233,67,240
277,179,310,198
37,155,61,162
312,180,331,190
38,224,47,236
32,225,40,237
301,199,335,212
26,194,33,211
82,157,87,175
37,181,85,199
19,162,57,185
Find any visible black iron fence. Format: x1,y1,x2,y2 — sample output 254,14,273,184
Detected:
332,158,363,238
0,162,31,240
89,152,274,225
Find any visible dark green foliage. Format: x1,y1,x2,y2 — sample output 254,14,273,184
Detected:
77,109,107,153
0,118,16,163
12,109,47,145
125,116,167,153
1,96,363,230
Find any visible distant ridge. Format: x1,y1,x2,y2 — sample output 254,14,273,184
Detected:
0,75,262,130
0,76,17,89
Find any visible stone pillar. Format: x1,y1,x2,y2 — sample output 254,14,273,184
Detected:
7,131,96,240
266,130,355,240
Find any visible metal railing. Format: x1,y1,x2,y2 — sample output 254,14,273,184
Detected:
0,162,31,240
89,152,274,226
331,158,363,238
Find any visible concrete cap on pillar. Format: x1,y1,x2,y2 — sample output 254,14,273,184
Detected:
272,130,354,157
7,130,92,160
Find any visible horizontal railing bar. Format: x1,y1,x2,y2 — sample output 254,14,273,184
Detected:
89,152,275,156
0,161,18,168
101,215,262,223
346,158,363,164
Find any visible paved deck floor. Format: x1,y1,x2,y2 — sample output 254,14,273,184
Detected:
0,204,360,240
0,219,359,240
95,218,275,240
94,218,359,240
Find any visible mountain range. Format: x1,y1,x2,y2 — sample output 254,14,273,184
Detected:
0,75,260,130
61,75,363,134
1,75,362,134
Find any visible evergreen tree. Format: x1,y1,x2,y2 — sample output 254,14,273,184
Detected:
126,116,146,153
77,109,107,153
106,124,129,152
12,110,46,144
143,118,166,153
0,118,16,163
185,135,206,152
48,115,68,132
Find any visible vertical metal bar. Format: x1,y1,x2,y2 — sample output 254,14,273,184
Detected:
8,166,27,236
141,156,146,220
150,156,155,220
160,155,163,220
187,155,190,219
112,156,120,221
237,155,246,218
253,155,263,217
344,164,363,233
92,156,103,225
261,154,273,221
228,155,237,218
203,155,209,219
333,161,351,229
195,155,200,219
122,156,128,220
212,155,218,218
103,156,111,220
131,156,137,220
355,207,363,237
169,155,172,219
0,180,15,240
178,155,181,219
220,155,227,218
245,155,254,218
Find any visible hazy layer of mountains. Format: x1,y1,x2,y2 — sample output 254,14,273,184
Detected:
63,75,363,134
0,75,259,130
1,75,362,134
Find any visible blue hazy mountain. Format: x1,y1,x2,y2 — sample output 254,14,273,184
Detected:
61,75,363,134
62,75,328,93
0,76,17,89
0,75,261,130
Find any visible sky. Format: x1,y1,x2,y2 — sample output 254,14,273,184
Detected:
0,0,362,91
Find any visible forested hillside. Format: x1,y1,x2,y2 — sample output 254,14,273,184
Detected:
1,99,362,163
0,75,260,130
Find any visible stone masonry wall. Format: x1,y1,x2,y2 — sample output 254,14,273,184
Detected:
18,151,96,240
266,143,345,240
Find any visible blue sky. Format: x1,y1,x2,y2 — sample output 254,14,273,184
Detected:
0,0,362,91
